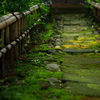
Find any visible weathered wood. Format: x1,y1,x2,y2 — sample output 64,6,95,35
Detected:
52,0,84,4
10,23,16,41
0,29,5,48
52,4,84,8
90,2,100,24
9,47,15,68
18,19,22,55
1,56,6,78
0,3,51,78
5,26,10,44
5,52,10,74
0,5,39,30
52,4,85,13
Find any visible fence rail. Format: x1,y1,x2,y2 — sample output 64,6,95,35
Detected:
0,3,51,78
90,2,100,24
52,0,84,4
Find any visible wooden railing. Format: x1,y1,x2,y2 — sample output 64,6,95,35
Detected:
90,2,100,23
52,0,84,4
51,0,85,13
0,3,51,78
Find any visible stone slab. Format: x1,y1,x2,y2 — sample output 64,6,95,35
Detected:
63,56,100,64
63,49,100,53
57,13,100,97
64,21,70,25
62,67,100,77
65,82,100,96
63,26,89,32
62,73,100,84
70,20,87,25
62,33,80,37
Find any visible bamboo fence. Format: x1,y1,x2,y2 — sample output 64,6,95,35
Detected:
90,2,100,23
0,2,51,78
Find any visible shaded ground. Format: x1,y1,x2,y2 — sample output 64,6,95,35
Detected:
61,14,100,97
62,14,100,50
0,14,100,100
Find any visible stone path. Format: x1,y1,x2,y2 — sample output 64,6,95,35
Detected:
57,14,100,96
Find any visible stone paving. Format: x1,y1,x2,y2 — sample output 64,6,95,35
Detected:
58,14,100,96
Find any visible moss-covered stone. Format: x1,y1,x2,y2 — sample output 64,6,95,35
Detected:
65,82,100,96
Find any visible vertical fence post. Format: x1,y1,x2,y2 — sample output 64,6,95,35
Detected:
0,4,49,78
0,29,6,78
1,56,6,78
17,19,22,56
14,22,19,61
5,26,10,74
9,23,16,68
21,17,25,54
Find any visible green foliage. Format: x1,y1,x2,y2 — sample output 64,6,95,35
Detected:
87,0,91,3
0,49,82,100
93,0,100,3
7,0,31,12
0,0,41,16
0,0,51,46
0,39,3,48
85,0,93,9
0,0,8,16
86,0,100,3
84,0,96,23
40,4,50,15
85,0,100,10
0,50,58,99
0,17,86,100
0,0,50,16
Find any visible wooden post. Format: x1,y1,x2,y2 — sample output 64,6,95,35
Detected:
15,21,19,58
0,29,5,48
0,4,41,78
0,29,6,78
9,23,16,68
5,26,10,73
1,56,6,78
14,22,18,60
17,19,22,55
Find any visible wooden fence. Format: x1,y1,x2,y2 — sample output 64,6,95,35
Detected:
0,3,51,78
51,0,85,13
90,2,100,23
52,0,84,4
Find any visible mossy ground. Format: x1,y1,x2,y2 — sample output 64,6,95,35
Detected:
0,18,84,100
0,51,84,100
0,14,100,100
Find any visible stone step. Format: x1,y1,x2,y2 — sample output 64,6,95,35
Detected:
62,73,100,84
52,4,85,13
62,67,100,96
63,49,100,53
56,13,100,97
62,56,100,69
65,82,100,96
62,68,100,77
64,20,87,26
63,26,89,32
